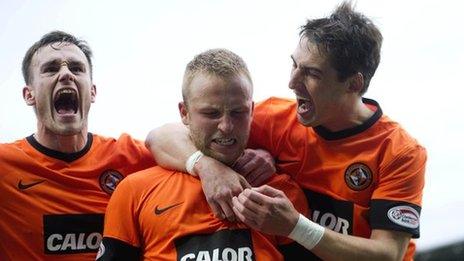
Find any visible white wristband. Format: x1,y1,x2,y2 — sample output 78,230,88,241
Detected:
185,150,204,176
288,214,325,250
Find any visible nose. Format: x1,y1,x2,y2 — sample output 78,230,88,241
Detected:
58,62,76,83
288,68,301,91
218,115,233,134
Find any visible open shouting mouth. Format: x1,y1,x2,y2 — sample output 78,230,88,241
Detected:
54,88,78,115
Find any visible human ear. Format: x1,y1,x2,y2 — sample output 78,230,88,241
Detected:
178,102,189,126
23,86,35,106
348,72,364,93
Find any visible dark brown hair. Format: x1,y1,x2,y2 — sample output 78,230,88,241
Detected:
300,2,383,94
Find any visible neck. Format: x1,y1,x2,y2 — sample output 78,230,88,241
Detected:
34,128,89,153
321,97,374,132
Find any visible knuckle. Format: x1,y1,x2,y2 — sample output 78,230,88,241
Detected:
212,194,224,201
231,188,242,196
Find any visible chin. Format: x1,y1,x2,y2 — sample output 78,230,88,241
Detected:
297,116,312,127
52,125,84,136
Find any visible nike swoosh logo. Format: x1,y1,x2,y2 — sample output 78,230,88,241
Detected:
154,202,183,215
17,179,46,190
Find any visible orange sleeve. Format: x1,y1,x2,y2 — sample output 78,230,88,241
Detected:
370,143,427,238
103,176,141,247
374,144,426,204
249,98,306,178
117,133,156,169
249,97,293,156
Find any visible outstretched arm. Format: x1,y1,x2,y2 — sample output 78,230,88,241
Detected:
145,123,244,220
232,186,410,261
147,123,276,221
146,123,276,220
145,122,194,171
146,123,275,185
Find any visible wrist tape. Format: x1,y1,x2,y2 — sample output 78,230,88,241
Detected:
288,214,325,250
185,150,204,176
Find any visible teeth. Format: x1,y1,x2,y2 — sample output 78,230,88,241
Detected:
215,138,235,145
54,88,78,114
297,98,311,114
60,89,73,93
57,89,76,96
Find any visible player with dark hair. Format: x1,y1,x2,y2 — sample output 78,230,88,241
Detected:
0,31,155,260
146,2,426,260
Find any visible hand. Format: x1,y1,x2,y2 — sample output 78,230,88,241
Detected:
232,185,299,236
195,156,250,221
233,149,276,186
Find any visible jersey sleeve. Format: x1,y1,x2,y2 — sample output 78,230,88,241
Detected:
249,97,288,155
265,173,309,245
370,143,427,238
102,176,142,249
249,98,305,178
117,133,157,172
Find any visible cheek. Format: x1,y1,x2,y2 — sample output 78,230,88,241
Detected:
34,90,51,106
235,117,252,133
191,118,217,135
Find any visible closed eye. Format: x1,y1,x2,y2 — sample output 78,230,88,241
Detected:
42,65,60,73
68,62,86,73
231,110,248,117
69,66,84,73
201,111,221,118
303,68,320,78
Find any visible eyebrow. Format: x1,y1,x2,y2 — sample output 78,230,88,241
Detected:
290,55,323,75
40,59,86,70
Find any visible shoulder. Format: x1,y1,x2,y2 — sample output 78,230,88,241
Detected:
0,138,28,158
91,133,141,146
91,133,149,155
376,116,426,157
372,116,427,178
123,166,173,186
255,96,296,115
252,97,299,129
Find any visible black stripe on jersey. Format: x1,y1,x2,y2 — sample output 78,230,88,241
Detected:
370,199,421,238
279,242,321,260
175,229,255,261
27,132,93,162
314,98,382,140
96,237,141,261
304,190,354,235
43,214,104,254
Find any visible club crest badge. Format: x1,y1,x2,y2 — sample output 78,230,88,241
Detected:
99,169,124,195
344,163,372,191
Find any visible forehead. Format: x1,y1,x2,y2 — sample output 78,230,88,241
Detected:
293,37,331,68
32,43,89,67
188,73,252,106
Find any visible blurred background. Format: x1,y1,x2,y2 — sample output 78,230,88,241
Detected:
1,0,462,259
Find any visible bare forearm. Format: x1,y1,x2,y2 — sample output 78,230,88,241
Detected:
145,122,195,171
311,229,409,261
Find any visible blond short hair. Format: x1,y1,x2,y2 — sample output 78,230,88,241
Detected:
182,49,253,104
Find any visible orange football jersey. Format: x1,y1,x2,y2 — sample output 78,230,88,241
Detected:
0,133,155,260
248,97,426,260
98,167,308,260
